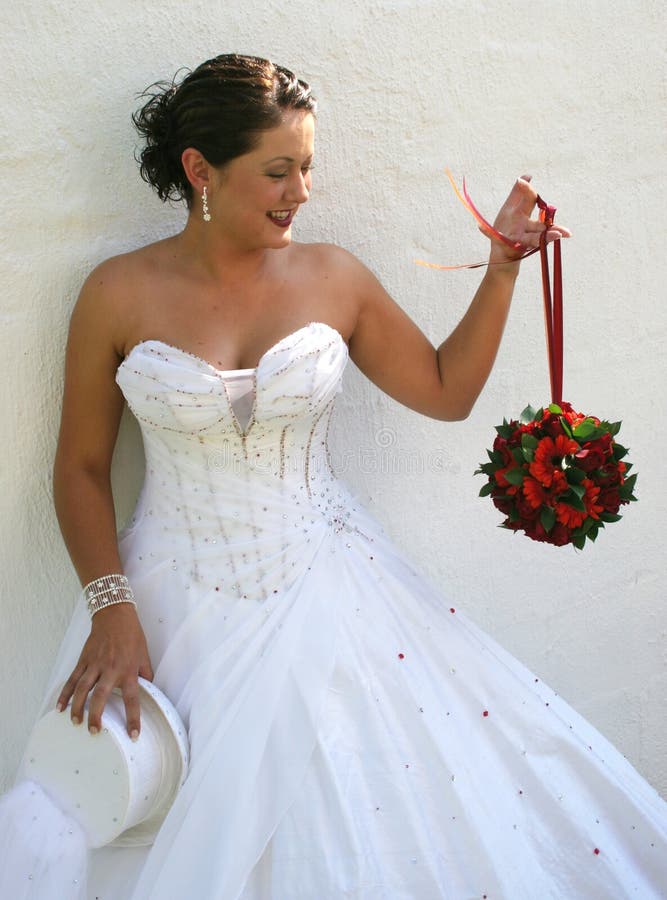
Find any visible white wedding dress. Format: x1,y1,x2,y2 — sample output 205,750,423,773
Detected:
11,322,667,898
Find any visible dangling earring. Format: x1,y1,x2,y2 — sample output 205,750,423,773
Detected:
202,186,211,222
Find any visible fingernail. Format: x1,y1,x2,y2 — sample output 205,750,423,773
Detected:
71,716,80,726
56,702,64,712
89,725,99,735
130,729,140,742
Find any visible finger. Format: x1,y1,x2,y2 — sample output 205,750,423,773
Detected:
548,225,572,238
497,179,538,223
523,221,548,234
56,665,86,712
86,679,117,735
70,671,99,726
512,178,539,212
139,661,154,682
120,678,142,740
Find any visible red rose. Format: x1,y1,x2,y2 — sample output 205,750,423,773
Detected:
598,460,626,485
494,464,521,493
492,493,514,516
516,494,540,521
574,434,613,473
548,522,572,546
504,517,523,533
493,434,513,465
599,487,621,514
537,411,563,439
525,518,571,546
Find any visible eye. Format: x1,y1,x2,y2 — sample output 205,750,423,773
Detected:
267,172,288,180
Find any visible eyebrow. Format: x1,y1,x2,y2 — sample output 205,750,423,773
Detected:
263,155,312,165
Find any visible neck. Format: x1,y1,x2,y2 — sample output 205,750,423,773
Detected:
175,213,278,285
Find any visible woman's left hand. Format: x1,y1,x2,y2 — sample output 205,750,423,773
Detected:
484,175,572,266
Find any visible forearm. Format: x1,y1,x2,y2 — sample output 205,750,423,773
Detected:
53,463,124,586
436,263,520,419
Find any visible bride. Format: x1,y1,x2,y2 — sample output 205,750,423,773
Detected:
11,52,667,898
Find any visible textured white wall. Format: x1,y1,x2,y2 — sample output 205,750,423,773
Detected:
2,0,665,797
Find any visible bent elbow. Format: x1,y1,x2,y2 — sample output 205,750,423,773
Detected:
433,394,474,422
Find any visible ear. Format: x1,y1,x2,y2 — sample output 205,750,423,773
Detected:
181,148,213,196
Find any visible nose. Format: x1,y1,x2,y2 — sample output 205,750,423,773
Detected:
286,171,310,204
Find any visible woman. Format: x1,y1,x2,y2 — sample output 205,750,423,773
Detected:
22,54,667,897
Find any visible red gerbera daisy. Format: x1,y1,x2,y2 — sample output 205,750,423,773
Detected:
529,435,579,487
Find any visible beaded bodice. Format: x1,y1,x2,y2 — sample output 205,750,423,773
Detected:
115,321,362,604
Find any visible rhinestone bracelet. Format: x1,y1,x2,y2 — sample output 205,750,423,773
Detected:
82,573,137,618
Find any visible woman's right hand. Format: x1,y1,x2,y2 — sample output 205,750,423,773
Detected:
56,603,153,739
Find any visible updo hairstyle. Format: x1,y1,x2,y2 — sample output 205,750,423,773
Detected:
133,53,316,207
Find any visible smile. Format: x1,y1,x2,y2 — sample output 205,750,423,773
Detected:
267,209,295,227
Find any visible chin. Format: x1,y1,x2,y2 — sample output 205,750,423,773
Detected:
266,228,293,250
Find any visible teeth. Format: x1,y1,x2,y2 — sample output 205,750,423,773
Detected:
270,211,291,220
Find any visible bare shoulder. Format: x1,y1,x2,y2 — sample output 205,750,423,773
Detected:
72,240,171,358
293,242,383,315
296,241,375,282
286,242,383,338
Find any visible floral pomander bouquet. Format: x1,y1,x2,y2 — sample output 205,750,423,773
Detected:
476,402,637,548
419,173,638,549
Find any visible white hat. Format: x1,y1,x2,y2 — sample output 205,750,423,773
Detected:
21,677,189,848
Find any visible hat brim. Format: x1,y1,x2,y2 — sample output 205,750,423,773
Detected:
111,677,189,846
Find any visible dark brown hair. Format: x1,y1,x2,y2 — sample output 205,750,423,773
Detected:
132,53,316,207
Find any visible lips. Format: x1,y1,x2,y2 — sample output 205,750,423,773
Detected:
267,209,295,228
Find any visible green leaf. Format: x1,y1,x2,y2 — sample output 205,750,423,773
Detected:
560,489,586,511
508,507,520,522
599,511,622,523
573,420,606,441
487,449,504,465
520,404,538,424
477,462,496,476
568,482,586,500
572,534,586,550
511,447,526,465
504,468,525,486
548,403,563,415
613,443,629,461
521,433,539,451
625,472,638,488
587,525,599,543
559,416,574,438
495,423,513,439
565,466,586,484
540,506,556,533
479,482,495,498
600,420,622,437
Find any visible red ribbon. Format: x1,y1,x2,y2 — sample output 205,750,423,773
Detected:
416,172,564,405
536,197,563,405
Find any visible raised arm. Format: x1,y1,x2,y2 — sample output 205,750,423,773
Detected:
53,261,152,737
346,176,570,420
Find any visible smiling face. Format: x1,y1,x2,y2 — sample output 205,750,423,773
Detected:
207,109,315,251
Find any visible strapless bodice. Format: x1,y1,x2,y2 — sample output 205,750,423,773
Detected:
116,321,347,440
114,321,361,604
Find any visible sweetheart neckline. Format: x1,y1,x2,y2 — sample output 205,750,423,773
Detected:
119,321,347,377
